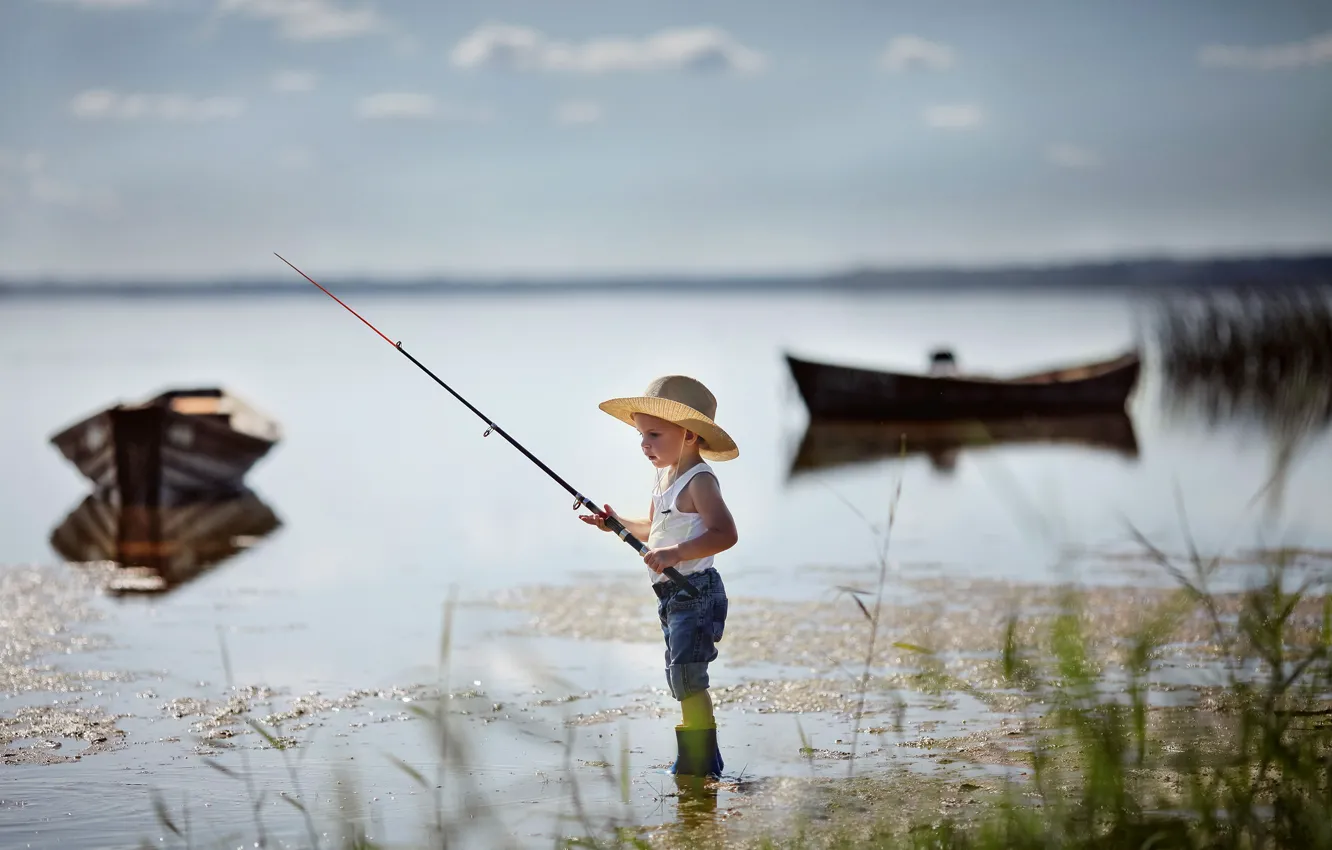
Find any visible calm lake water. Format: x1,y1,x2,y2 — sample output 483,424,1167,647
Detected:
2,288,1329,848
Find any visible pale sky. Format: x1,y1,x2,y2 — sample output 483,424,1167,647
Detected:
2,0,1330,280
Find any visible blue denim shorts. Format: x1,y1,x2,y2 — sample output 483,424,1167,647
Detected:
655,567,728,701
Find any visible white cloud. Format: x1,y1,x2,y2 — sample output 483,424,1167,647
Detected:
39,0,152,8
924,103,982,129
0,148,117,213
1198,30,1332,70
450,23,765,74
276,146,315,169
70,89,247,121
354,93,493,122
554,100,603,126
356,92,435,119
0,150,47,175
1047,143,1102,170
879,35,955,72
28,176,107,208
0,156,16,201
272,69,319,93
216,0,383,42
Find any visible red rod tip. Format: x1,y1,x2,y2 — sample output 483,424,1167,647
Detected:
275,254,396,348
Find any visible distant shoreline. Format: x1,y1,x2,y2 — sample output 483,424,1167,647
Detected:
3,253,1330,299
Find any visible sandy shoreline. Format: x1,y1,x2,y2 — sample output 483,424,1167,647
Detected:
4,549,1329,847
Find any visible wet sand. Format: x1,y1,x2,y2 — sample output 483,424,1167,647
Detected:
1,564,129,765
5,546,1328,848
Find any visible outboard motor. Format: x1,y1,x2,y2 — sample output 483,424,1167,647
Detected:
929,348,958,376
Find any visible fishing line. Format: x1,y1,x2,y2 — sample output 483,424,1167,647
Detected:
275,252,700,599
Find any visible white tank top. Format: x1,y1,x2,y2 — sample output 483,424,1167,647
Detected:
646,461,717,585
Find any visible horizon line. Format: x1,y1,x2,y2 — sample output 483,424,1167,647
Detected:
3,249,1332,297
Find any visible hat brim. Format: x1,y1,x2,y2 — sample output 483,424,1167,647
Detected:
598,396,739,462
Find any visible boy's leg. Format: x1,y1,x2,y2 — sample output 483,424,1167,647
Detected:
658,590,672,675
681,689,713,728
662,592,714,709
660,587,709,723
662,569,727,715
662,570,728,778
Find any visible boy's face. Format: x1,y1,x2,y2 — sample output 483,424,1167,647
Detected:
632,413,689,468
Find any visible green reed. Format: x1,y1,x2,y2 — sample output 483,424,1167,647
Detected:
1150,285,1332,514
141,514,1332,849
754,542,1332,850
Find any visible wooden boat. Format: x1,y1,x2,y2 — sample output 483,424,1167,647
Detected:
49,489,281,595
49,387,281,507
785,349,1142,420
788,411,1139,479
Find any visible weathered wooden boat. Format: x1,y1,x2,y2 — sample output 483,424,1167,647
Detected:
785,349,1142,420
49,489,281,594
788,411,1139,479
49,387,281,507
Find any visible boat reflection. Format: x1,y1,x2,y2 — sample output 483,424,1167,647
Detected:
788,412,1139,479
49,489,281,595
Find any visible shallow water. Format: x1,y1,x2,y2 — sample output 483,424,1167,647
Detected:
2,288,1330,847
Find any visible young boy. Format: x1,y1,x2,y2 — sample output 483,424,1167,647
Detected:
581,375,738,778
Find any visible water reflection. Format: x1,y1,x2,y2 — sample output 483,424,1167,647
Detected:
48,489,281,595
672,775,719,830
787,412,1140,480
1152,286,1332,513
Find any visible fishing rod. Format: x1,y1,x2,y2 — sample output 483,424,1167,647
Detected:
275,253,701,600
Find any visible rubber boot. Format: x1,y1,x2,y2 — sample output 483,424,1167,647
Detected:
670,725,724,778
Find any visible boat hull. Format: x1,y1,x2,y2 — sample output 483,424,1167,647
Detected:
50,397,278,507
785,351,1142,420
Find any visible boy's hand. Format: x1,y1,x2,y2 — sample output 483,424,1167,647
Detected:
579,503,619,532
643,546,682,573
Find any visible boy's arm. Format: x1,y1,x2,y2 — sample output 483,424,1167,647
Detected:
619,500,653,542
645,474,737,571
580,501,652,541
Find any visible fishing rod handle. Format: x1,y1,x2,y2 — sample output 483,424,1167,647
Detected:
601,515,701,600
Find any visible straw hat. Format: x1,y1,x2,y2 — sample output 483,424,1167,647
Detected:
599,375,738,462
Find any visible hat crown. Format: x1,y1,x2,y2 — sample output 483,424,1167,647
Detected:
644,375,717,420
